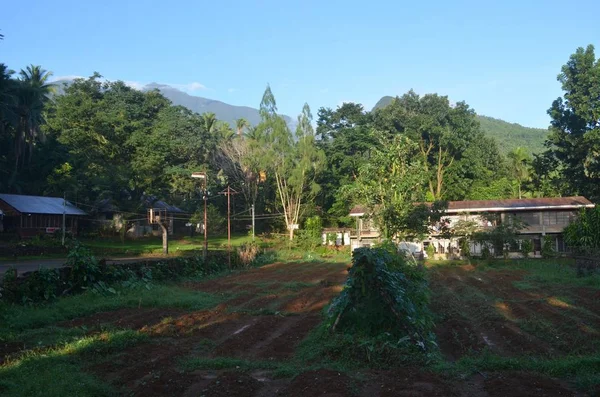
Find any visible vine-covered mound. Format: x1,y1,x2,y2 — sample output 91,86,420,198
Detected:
327,245,436,352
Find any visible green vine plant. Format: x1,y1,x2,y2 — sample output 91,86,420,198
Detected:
326,245,436,354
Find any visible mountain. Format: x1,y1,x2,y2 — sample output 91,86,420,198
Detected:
143,83,294,127
372,96,549,155
52,79,293,127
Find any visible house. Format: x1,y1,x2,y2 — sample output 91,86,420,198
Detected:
0,193,87,238
348,196,595,257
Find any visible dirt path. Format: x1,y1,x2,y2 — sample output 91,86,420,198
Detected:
7,261,586,396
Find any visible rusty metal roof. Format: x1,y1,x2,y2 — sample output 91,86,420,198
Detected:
349,205,368,217
0,194,87,216
445,196,594,213
349,197,594,217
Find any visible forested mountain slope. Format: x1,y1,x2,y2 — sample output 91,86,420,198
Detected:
373,96,549,154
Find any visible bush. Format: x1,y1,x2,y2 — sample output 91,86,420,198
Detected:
520,239,533,258
0,245,275,305
237,242,260,267
327,246,435,352
425,244,435,258
542,235,555,258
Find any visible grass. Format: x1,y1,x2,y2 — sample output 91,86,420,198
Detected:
452,352,600,391
0,330,146,397
81,233,259,256
0,284,229,338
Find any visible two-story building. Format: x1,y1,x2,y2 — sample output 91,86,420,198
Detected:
348,196,595,257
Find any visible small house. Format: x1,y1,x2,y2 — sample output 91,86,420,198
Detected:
0,193,86,238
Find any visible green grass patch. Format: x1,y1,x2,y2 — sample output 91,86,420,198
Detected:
0,330,146,397
0,284,228,335
81,234,261,256
453,352,600,392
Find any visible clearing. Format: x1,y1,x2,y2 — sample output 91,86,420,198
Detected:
1,259,598,396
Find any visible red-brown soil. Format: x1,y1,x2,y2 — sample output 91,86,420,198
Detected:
430,264,600,359
15,260,591,396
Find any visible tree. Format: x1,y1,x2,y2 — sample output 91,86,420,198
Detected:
258,87,324,240
316,103,375,225
347,133,429,239
13,65,54,171
235,118,250,137
547,44,600,200
508,147,532,199
372,91,490,200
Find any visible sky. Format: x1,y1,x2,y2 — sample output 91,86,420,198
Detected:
1,0,599,128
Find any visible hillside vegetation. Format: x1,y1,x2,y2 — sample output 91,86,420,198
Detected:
373,96,549,155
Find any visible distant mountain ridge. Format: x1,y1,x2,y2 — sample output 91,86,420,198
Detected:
52,79,293,128
373,96,549,155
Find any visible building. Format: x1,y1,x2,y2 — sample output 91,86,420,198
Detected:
0,193,87,238
348,197,595,257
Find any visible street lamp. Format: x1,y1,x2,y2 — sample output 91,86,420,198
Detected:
191,172,208,260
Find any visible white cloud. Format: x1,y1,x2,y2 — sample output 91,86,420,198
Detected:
320,88,329,94
123,80,145,90
172,82,206,92
50,75,84,82
51,75,208,93
228,88,236,93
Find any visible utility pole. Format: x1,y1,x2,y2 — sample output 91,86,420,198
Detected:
203,188,208,260
251,204,255,242
62,193,66,246
191,172,208,260
219,185,238,268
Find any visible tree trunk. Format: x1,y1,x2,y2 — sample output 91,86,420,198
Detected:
289,226,294,241
160,222,169,255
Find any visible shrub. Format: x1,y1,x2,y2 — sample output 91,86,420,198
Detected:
542,235,555,258
237,242,260,267
327,246,435,352
520,239,533,258
425,244,435,258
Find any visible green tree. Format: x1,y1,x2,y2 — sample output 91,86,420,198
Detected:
316,103,375,225
235,118,250,137
14,65,54,171
347,133,428,239
373,91,495,200
547,44,600,200
258,87,324,240
508,147,532,199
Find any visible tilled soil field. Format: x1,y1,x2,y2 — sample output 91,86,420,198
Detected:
3,260,594,396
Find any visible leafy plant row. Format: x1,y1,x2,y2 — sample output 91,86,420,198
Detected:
0,241,272,305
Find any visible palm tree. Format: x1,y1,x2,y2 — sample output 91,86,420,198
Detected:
0,64,16,135
216,121,235,141
201,112,217,134
12,65,54,169
235,118,250,138
508,147,532,199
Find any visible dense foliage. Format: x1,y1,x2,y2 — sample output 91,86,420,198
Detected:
564,207,600,253
327,246,435,351
0,243,272,304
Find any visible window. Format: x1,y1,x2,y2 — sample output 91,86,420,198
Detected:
556,212,571,225
518,212,540,226
438,242,445,254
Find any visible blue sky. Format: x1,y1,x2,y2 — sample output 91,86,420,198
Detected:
1,0,598,128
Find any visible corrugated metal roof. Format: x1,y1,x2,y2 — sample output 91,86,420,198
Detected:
349,197,595,217
142,195,184,213
0,194,87,215
349,205,368,217
445,196,594,213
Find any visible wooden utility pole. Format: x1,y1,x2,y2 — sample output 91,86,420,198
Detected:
219,185,238,268
191,172,208,260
